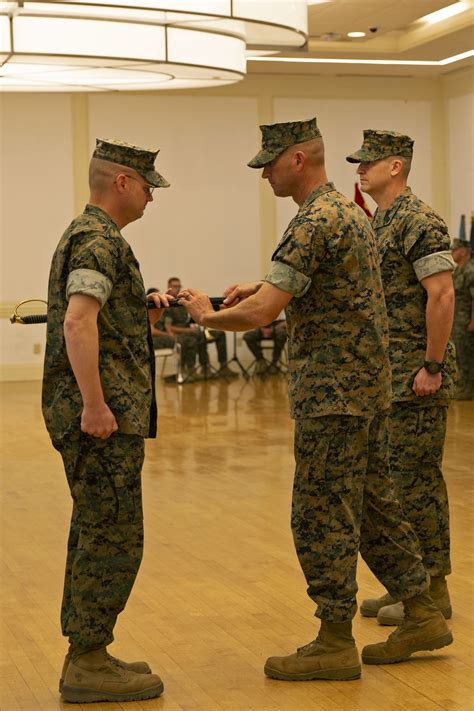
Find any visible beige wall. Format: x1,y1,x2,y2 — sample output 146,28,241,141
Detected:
1,66,472,380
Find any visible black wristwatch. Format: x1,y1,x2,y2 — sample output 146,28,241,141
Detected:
423,360,443,375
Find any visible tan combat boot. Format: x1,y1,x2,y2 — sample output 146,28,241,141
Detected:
377,576,452,626
264,621,361,681
359,591,397,617
61,648,164,703
362,591,453,665
59,646,152,692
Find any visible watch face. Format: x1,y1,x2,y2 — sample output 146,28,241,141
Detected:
425,362,441,374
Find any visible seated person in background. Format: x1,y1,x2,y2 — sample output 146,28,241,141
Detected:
146,288,176,350
244,316,287,374
166,277,238,379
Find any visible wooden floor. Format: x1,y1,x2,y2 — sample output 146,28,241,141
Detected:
1,376,473,711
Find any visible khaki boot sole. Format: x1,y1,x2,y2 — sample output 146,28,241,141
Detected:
61,680,164,703
362,630,453,665
360,604,383,618
360,594,396,618
378,604,453,626
264,663,361,681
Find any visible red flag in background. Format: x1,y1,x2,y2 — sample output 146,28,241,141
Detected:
354,182,373,218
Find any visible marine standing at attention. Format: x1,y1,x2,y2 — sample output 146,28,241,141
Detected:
451,234,474,400
346,130,456,626
42,138,169,703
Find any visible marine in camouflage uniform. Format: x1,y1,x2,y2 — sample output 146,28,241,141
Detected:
164,305,208,370
146,288,176,350
42,138,168,701
243,319,287,371
151,314,176,350
451,237,474,399
166,277,233,376
347,130,456,623
177,118,451,679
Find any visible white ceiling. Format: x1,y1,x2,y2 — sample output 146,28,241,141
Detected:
308,0,452,38
248,0,474,76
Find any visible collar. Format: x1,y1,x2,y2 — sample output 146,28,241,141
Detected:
301,182,336,210
373,186,412,227
84,203,121,232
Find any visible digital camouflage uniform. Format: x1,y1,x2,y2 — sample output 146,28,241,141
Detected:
257,125,428,621
165,307,228,369
243,320,287,363
152,314,175,350
348,130,456,579
42,138,168,653
452,255,474,395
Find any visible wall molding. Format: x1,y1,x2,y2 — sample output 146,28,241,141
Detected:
1,363,43,382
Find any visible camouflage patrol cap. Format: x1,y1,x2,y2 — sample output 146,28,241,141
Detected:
93,138,170,188
248,117,322,168
346,129,414,164
451,238,471,250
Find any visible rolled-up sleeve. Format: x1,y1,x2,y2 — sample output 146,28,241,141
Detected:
66,268,113,308
265,261,311,297
413,251,455,282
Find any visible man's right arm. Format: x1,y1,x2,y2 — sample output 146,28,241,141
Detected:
64,293,118,439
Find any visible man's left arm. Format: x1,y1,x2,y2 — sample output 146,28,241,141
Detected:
412,270,454,396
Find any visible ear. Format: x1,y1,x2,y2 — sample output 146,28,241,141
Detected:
294,150,305,170
390,159,404,177
114,173,128,193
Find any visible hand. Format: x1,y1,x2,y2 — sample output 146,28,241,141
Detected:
222,281,262,308
81,402,118,439
466,321,474,333
147,290,171,320
262,327,272,338
412,368,442,397
177,288,214,326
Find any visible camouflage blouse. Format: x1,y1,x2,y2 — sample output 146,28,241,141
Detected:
42,204,157,440
372,187,456,405
453,258,474,334
265,182,391,419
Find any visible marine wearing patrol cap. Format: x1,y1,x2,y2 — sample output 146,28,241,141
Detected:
346,129,414,164
93,138,170,188
451,238,471,250
248,117,322,169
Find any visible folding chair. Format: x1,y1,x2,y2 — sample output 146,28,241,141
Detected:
155,342,184,382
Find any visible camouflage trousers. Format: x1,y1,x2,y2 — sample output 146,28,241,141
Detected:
152,334,175,350
178,329,228,369
452,328,474,384
389,403,451,577
292,412,428,622
53,431,145,653
243,327,287,362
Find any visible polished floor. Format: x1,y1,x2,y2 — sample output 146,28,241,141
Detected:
0,376,473,710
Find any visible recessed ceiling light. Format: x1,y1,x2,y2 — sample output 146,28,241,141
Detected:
347,32,366,38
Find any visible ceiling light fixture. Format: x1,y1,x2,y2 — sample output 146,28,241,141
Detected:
419,1,470,26
347,32,366,38
0,1,307,92
248,49,474,67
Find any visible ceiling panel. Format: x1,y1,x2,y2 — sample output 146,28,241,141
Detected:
308,0,457,38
